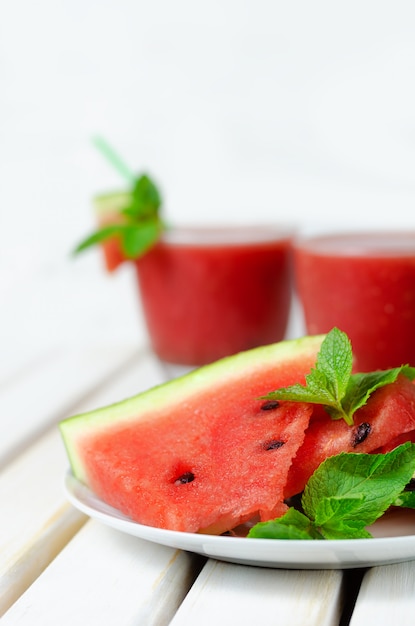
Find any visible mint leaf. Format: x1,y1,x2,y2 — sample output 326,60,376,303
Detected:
311,494,365,527
73,225,124,254
311,495,372,539
303,443,415,538
121,220,162,258
262,328,354,424
342,368,414,418
123,174,161,220
248,507,323,540
393,490,415,509
315,325,353,400
262,328,415,426
73,169,164,260
248,443,415,541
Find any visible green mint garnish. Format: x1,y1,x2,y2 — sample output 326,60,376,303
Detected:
393,487,415,509
262,327,415,426
247,507,324,540
248,442,415,540
73,138,165,260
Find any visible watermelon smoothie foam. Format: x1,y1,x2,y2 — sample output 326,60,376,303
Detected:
294,231,415,372
133,226,294,368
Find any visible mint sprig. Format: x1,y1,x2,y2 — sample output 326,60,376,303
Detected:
74,138,165,260
74,174,164,259
248,442,415,540
262,327,415,426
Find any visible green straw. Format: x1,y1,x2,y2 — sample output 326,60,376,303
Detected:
92,136,136,185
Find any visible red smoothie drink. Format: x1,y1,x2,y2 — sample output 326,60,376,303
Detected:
134,226,293,367
294,231,415,372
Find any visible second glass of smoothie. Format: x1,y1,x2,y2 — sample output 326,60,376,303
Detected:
294,231,415,372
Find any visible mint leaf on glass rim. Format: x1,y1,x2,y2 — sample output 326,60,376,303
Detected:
73,225,125,254
262,328,415,426
73,172,164,260
73,138,165,260
124,174,162,220
121,220,162,258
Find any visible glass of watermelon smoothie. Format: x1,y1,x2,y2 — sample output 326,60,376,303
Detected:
132,225,294,375
294,231,415,372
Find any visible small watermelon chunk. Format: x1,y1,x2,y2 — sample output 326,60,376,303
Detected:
60,335,322,534
93,190,132,272
284,374,415,498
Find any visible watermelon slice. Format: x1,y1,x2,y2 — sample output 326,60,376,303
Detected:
93,190,131,271
60,335,322,534
60,334,415,535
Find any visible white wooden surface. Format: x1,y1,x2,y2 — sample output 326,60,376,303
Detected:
0,345,167,617
169,559,343,626
1,280,415,624
0,345,139,469
1,521,203,626
349,561,415,626
0,427,86,615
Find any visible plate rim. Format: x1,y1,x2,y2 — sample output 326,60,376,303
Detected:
64,471,415,569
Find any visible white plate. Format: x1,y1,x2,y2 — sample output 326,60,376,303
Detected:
65,472,415,570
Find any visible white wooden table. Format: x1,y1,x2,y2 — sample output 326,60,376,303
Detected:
2,266,415,626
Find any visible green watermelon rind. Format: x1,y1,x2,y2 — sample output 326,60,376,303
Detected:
93,190,132,216
60,334,324,485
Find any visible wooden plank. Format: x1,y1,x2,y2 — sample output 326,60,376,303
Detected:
0,261,145,388
0,428,86,616
169,558,344,626
0,348,166,616
1,521,205,626
0,345,141,469
349,561,415,626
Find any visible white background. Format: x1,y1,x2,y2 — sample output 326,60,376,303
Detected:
2,0,415,378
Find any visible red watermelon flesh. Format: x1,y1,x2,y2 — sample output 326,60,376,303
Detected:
101,238,125,272
285,374,415,499
82,400,312,533
60,336,322,534
373,429,415,454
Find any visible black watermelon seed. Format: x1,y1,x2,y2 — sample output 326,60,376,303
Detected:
263,440,285,451
261,400,280,411
174,471,195,485
351,422,372,448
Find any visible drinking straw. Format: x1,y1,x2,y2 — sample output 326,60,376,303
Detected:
92,136,136,185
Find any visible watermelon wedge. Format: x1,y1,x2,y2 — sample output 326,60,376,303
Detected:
60,334,415,535
93,190,131,271
60,335,322,534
